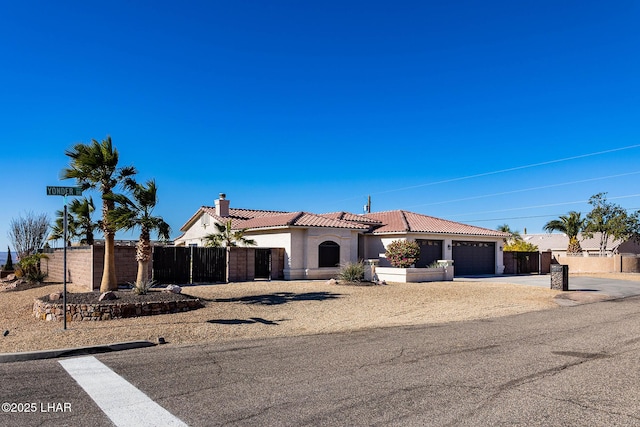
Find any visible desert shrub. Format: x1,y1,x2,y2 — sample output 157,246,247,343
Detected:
130,279,157,295
504,240,539,252
2,247,14,271
337,261,365,283
17,253,48,282
385,240,420,268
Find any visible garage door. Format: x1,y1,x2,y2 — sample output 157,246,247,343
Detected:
452,241,495,276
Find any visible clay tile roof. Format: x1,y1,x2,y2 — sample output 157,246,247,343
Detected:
364,210,510,237
320,211,383,224
238,212,303,229
242,212,370,230
195,207,291,230
184,205,508,237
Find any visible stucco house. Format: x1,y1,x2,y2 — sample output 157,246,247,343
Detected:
175,194,510,279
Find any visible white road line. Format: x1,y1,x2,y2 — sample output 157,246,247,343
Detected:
59,356,187,427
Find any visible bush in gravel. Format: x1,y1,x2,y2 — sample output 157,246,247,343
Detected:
385,240,420,268
337,261,365,283
17,253,48,282
130,279,157,295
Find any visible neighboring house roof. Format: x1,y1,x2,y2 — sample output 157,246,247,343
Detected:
363,210,510,237
522,233,625,252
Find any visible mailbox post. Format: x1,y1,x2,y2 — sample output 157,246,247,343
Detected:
550,264,569,291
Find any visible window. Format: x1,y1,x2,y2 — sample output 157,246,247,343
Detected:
319,241,340,267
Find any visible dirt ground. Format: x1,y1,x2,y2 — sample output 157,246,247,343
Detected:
1,275,635,354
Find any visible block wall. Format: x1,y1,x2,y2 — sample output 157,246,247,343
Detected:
43,247,94,289
43,245,150,291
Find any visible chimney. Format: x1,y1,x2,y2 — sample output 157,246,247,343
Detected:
215,193,229,217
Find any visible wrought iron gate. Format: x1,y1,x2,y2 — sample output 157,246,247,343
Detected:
192,247,227,283
152,247,191,284
503,251,540,274
153,247,227,284
254,248,271,280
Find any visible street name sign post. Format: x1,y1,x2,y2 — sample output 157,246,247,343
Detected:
46,186,83,196
46,186,83,330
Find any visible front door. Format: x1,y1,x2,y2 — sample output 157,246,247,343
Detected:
416,240,443,267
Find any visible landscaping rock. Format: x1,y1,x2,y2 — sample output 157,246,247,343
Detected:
326,278,338,286
98,291,117,301
164,284,182,294
49,292,62,301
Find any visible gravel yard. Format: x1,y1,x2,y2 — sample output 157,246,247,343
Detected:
0,279,564,354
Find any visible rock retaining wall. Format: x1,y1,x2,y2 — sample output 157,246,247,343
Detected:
33,298,203,321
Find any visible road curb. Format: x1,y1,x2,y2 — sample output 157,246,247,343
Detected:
0,340,156,363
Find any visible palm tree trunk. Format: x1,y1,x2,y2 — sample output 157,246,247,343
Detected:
135,228,151,285
136,259,149,284
567,237,582,254
100,231,118,292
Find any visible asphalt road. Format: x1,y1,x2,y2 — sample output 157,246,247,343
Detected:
457,273,640,298
2,294,640,426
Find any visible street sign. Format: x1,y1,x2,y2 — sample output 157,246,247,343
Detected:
46,186,83,196
46,185,82,330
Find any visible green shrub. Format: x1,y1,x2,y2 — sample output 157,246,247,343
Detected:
337,261,365,283
504,240,539,252
385,240,420,268
17,253,48,282
130,279,157,295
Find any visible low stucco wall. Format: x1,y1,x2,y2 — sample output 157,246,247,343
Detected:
375,267,453,283
556,255,640,273
622,256,640,272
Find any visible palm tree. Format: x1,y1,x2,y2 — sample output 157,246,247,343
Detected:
49,197,97,246
543,211,585,254
496,224,521,242
62,136,136,292
108,179,171,285
49,211,78,247
70,197,97,245
204,220,257,247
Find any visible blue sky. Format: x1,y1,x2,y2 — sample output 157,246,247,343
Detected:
1,1,639,251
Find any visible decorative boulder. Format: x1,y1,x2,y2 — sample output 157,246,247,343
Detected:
164,284,182,294
49,292,62,301
99,291,117,301
326,278,338,286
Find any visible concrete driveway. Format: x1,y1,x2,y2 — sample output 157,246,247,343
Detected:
456,274,640,299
